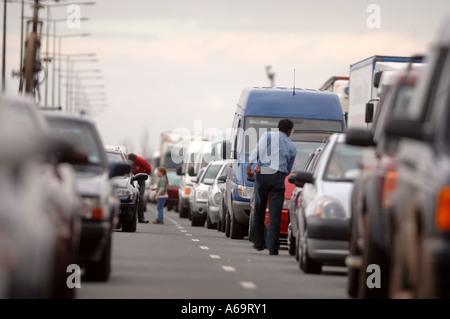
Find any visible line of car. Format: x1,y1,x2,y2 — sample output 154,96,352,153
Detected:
168,18,450,299
0,96,142,298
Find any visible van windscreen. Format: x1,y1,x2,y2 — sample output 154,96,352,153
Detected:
242,116,343,155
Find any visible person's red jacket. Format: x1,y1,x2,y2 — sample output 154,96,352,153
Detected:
132,155,152,175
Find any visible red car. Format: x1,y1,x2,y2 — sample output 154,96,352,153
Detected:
264,174,297,238
166,170,181,211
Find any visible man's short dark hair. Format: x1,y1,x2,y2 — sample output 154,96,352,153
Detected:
127,153,136,161
278,119,294,133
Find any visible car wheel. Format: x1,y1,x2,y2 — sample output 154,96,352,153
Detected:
84,232,112,282
217,212,222,232
288,223,296,256
347,215,361,298
389,224,411,299
300,230,321,274
230,209,245,240
295,232,300,261
122,208,137,233
225,208,231,238
191,212,205,227
357,214,390,299
178,201,189,218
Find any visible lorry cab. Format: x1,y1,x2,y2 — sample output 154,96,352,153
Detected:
224,87,346,239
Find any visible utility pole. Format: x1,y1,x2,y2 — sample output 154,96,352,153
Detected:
2,0,7,92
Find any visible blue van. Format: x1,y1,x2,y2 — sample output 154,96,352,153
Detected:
223,87,346,239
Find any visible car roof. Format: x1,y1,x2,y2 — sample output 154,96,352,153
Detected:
41,111,95,125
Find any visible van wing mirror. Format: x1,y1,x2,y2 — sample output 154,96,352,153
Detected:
346,128,376,147
176,166,183,176
365,102,374,124
188,166,196,177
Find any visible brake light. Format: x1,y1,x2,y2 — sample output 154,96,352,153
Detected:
436,186,450,231
382,170,398,210
91,208,105,220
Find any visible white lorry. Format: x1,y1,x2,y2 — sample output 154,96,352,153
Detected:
347,55,424,129
319,76,349,122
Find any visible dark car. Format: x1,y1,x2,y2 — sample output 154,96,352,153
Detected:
345,64,423,298
384,19,450,298
0,95,83,299
44,113,131,281
105,146,147,233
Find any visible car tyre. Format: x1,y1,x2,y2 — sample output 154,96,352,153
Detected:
122,208,137,233
84,232,112,282
288,223,296,256
299,230,322,274
230,209,245,240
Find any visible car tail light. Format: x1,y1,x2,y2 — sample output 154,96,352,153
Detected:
382,170,398,210
436,186,450,231
81,197,105,220
185,188,191,195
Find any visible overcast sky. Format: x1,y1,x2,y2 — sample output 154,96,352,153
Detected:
2,0,449,156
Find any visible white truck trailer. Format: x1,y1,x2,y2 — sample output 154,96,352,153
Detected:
347,55,424,129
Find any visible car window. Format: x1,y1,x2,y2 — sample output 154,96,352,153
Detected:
323,143,363,182
106,152,125,163
291,141,323,172
313,141,331,179
167,171,182,186
201,164,222,183
47,119,105,168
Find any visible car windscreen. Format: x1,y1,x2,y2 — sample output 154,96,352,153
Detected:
243,116,342,155
167,171,182,186
201,164,222,184
47,118,105,170
106,152,125,163
323,143,363,182
291,141,324,173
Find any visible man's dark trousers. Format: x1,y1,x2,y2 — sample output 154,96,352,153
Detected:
251,171,286,252
137,179,146,221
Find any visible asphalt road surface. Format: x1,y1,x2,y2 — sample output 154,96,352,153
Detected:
77,203,348,299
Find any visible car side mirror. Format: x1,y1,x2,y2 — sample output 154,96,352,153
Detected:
188,166,196,177
176,166,183,176
217,176,227,183
288,174,296,185
109,162,132,179
295,171,314,188
384,118,431,141
346,128,376,147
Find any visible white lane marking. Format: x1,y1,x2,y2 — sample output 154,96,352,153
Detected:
222,266,236,272
185,234,193,237
180,230,187,233
240,281,257,290
209,255,221,259
177,226,184,229
199,246,209,250
191,239,200,242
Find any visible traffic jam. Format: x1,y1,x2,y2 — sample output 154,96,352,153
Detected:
0,1,450,303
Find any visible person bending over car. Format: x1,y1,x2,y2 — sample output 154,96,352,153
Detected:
127,153,152,223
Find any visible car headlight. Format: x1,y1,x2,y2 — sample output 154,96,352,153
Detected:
196,190,209,202
80,197,106,220
115,188,134,199
315,198,346,220
283,199,290,210
213,192,221,205
238,185,253,199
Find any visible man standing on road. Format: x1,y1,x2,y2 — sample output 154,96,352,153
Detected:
127,153,152,223
247,119,297,255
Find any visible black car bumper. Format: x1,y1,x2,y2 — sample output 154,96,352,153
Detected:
79,219,111,262
307,216,350,240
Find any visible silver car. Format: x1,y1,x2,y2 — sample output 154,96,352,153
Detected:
206,161,228,229
294,133,363,274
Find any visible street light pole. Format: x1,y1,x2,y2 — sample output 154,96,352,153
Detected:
2,0,7,92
